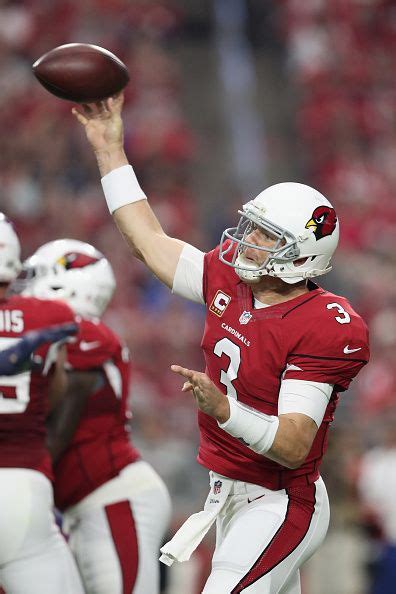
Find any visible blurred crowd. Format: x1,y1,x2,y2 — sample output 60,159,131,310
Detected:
1,0,395,592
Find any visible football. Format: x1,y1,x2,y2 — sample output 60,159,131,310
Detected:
32,43,129,103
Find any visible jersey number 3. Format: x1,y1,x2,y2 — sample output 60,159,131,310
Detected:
326,302,351,324
214,337,241,400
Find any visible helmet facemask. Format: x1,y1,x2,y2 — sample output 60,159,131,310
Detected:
219,201,302,283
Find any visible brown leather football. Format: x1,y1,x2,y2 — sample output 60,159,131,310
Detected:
32,43,129,103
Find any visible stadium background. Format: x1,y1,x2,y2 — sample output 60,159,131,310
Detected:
1,1,396,592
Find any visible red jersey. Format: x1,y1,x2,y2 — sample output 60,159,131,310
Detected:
53,318,140,510
199,246,370,490
0,295,75,479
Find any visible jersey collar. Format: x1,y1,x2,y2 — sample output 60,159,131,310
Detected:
237,280,325,320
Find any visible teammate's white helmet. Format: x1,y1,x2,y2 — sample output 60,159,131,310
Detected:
219,182,339,284
22,239,116,317
0,213,22,283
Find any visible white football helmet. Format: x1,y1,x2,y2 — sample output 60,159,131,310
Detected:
219,182,339,284
0,213,22,283
21,239,116,318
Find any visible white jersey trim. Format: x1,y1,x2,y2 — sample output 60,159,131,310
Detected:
172,244,205,304
278,379,333,428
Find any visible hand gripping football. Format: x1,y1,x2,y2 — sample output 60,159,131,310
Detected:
32,43,129,103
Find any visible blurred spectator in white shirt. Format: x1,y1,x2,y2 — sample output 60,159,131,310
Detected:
358,425,396,594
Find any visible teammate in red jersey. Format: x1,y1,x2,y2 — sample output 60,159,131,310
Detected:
0,214,85,594
72,94,369,594
23,238,171,594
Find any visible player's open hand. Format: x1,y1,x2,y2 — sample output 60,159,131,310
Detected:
171,364,230,423
72,93,124,156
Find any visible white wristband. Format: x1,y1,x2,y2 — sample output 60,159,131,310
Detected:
218,396,279,455
101,165,147,214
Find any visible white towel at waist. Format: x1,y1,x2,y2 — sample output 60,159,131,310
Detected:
160,471,232,566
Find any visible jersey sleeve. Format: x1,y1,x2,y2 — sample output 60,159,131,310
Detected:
278,379,333,426
66,320,117,371
172,244,205,304
283,301,370,391
40,299,76,327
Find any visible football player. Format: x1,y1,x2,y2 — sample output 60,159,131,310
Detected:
23,238,171,594
0,214,85,594
72,94,369,594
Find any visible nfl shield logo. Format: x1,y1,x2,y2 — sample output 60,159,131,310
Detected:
239,310,252,325
213,480,222,495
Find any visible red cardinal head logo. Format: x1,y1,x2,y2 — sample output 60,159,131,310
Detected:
305,206,337,240
57,252,100,270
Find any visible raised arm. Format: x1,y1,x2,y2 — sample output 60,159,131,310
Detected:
72,94,187,288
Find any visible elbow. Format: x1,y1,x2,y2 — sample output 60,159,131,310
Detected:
281,446,309,470
284,458,305,470
273,416,317,469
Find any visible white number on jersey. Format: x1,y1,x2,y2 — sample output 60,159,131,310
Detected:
0,337,31,413
326,302,351,324
0,310,24,333
213,337,241,400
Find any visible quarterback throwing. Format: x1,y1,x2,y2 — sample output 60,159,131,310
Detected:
73,94,369,594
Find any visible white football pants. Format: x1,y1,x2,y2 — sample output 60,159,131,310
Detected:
63,460,172,594
203,475,330,594
0,468,85,594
